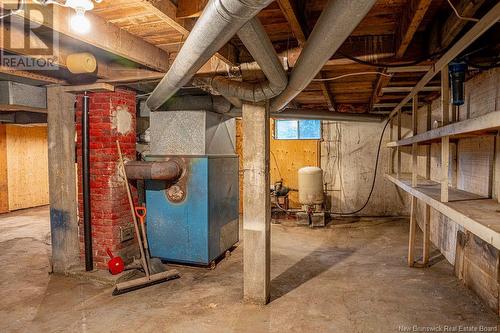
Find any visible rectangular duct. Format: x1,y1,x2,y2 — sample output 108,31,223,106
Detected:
150,110,236,155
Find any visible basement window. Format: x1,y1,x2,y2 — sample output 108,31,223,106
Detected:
275,120,321,140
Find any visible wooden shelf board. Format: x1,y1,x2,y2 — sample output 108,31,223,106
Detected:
0,104,47,114
385,173,500,249
388,110,500,147
62,82,115,93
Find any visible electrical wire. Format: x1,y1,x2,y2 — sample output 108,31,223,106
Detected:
445,0,479,23
0,0,24,19
312,71,392,82
329,119,391,215
270,150,283,181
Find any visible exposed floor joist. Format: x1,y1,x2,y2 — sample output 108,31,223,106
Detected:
277,0,307,46
395,0,433,58
138,0,237,66
388,1,500,119
371,0,431,109
0,66,64,84
16,2,170,72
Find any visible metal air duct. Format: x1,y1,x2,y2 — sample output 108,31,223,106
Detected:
270,0,378,111
146,0,274,111
208,17,288,103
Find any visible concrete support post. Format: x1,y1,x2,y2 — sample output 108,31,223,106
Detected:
47,86,80,273
242,102,271,305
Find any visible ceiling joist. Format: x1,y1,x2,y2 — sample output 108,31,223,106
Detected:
15,2,170,72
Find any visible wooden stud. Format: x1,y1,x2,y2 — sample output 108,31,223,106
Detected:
441,67,450,126
397,109,402,178
425,104,432,180
441,136,450,203
0,125,8,213
388,119,394,174
412,96,418,187
422,204,431,265
494,133,500,203
408,196,418,267
452,105,458,123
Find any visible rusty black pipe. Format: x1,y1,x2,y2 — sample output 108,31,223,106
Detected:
82,93,93,271
125,161,183,181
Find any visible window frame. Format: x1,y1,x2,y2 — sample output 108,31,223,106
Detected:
274,119,322,140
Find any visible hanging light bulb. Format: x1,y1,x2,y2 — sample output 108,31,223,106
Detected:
66,0,94,34
66,0,94,11
70,7,90,34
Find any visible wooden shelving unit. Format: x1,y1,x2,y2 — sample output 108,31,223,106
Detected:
385,174,500,249
381,7,500,263
387,110,500,148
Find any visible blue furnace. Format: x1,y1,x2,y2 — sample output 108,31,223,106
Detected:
145,155,239,265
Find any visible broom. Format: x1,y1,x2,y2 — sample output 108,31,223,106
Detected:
113,141,180,296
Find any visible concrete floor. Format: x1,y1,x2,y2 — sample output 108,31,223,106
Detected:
0,207,498,332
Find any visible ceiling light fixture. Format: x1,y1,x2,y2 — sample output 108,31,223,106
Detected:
65,0,101,34
33,0,102,34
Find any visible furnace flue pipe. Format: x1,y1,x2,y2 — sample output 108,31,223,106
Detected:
124,161,183,181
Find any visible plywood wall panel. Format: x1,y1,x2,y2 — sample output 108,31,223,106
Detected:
235,119,320,210
6,125,49,211
270,123,319,208
0,125,8,213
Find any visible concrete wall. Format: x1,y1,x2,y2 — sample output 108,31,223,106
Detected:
321,120,409,216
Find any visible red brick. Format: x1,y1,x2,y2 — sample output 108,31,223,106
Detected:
76,90,137,269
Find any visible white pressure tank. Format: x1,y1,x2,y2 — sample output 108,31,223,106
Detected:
298,167,324,205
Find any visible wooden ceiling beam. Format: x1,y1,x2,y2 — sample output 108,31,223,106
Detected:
318,73,335,112
0,66,64,84
14,2,170,72
370,69,392,109
177,0,208,19
0,20,114,78
139,0,189,35
368,0,431,110
371,0,431,110
275,1,337,110
277,0,307,46
395,0,432,58
138,0,237,66
429,0,487,54
388,1,500,119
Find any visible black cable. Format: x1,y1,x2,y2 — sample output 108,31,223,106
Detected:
329,119,391,216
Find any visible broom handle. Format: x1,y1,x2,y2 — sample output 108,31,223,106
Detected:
116,140,150,279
